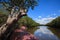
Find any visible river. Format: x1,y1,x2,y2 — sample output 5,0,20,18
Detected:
34,26,60,40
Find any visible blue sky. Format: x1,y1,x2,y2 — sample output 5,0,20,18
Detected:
27,0,60,24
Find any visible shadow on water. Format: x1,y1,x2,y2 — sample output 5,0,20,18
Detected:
34,26,60,40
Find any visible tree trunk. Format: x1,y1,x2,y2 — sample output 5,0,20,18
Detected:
0,7,27,40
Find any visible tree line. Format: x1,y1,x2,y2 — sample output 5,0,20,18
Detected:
46,16,60,28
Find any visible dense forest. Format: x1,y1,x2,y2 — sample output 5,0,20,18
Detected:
46,16,60,28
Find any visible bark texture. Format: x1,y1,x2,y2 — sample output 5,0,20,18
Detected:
0,7,27,40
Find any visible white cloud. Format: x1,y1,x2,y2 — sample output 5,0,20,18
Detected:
38,16,42,18
34,13,57,25
34,17,56,25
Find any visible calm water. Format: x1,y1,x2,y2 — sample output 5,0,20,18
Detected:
34,26,60,40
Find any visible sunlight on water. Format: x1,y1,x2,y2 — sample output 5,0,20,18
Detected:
34,26,60,40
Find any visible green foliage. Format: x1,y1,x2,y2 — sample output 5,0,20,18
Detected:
18,16,40,28
0,13,7,26
46,16,60,28
0,0,38,12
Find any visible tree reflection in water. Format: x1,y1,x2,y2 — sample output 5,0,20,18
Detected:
34,26,60,40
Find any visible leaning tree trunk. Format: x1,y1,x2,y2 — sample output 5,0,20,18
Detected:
0,7,27,40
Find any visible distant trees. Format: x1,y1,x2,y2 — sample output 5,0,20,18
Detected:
46,16,60,28
18,16,40,27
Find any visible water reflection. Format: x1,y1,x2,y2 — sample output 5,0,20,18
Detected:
34,26,60,40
